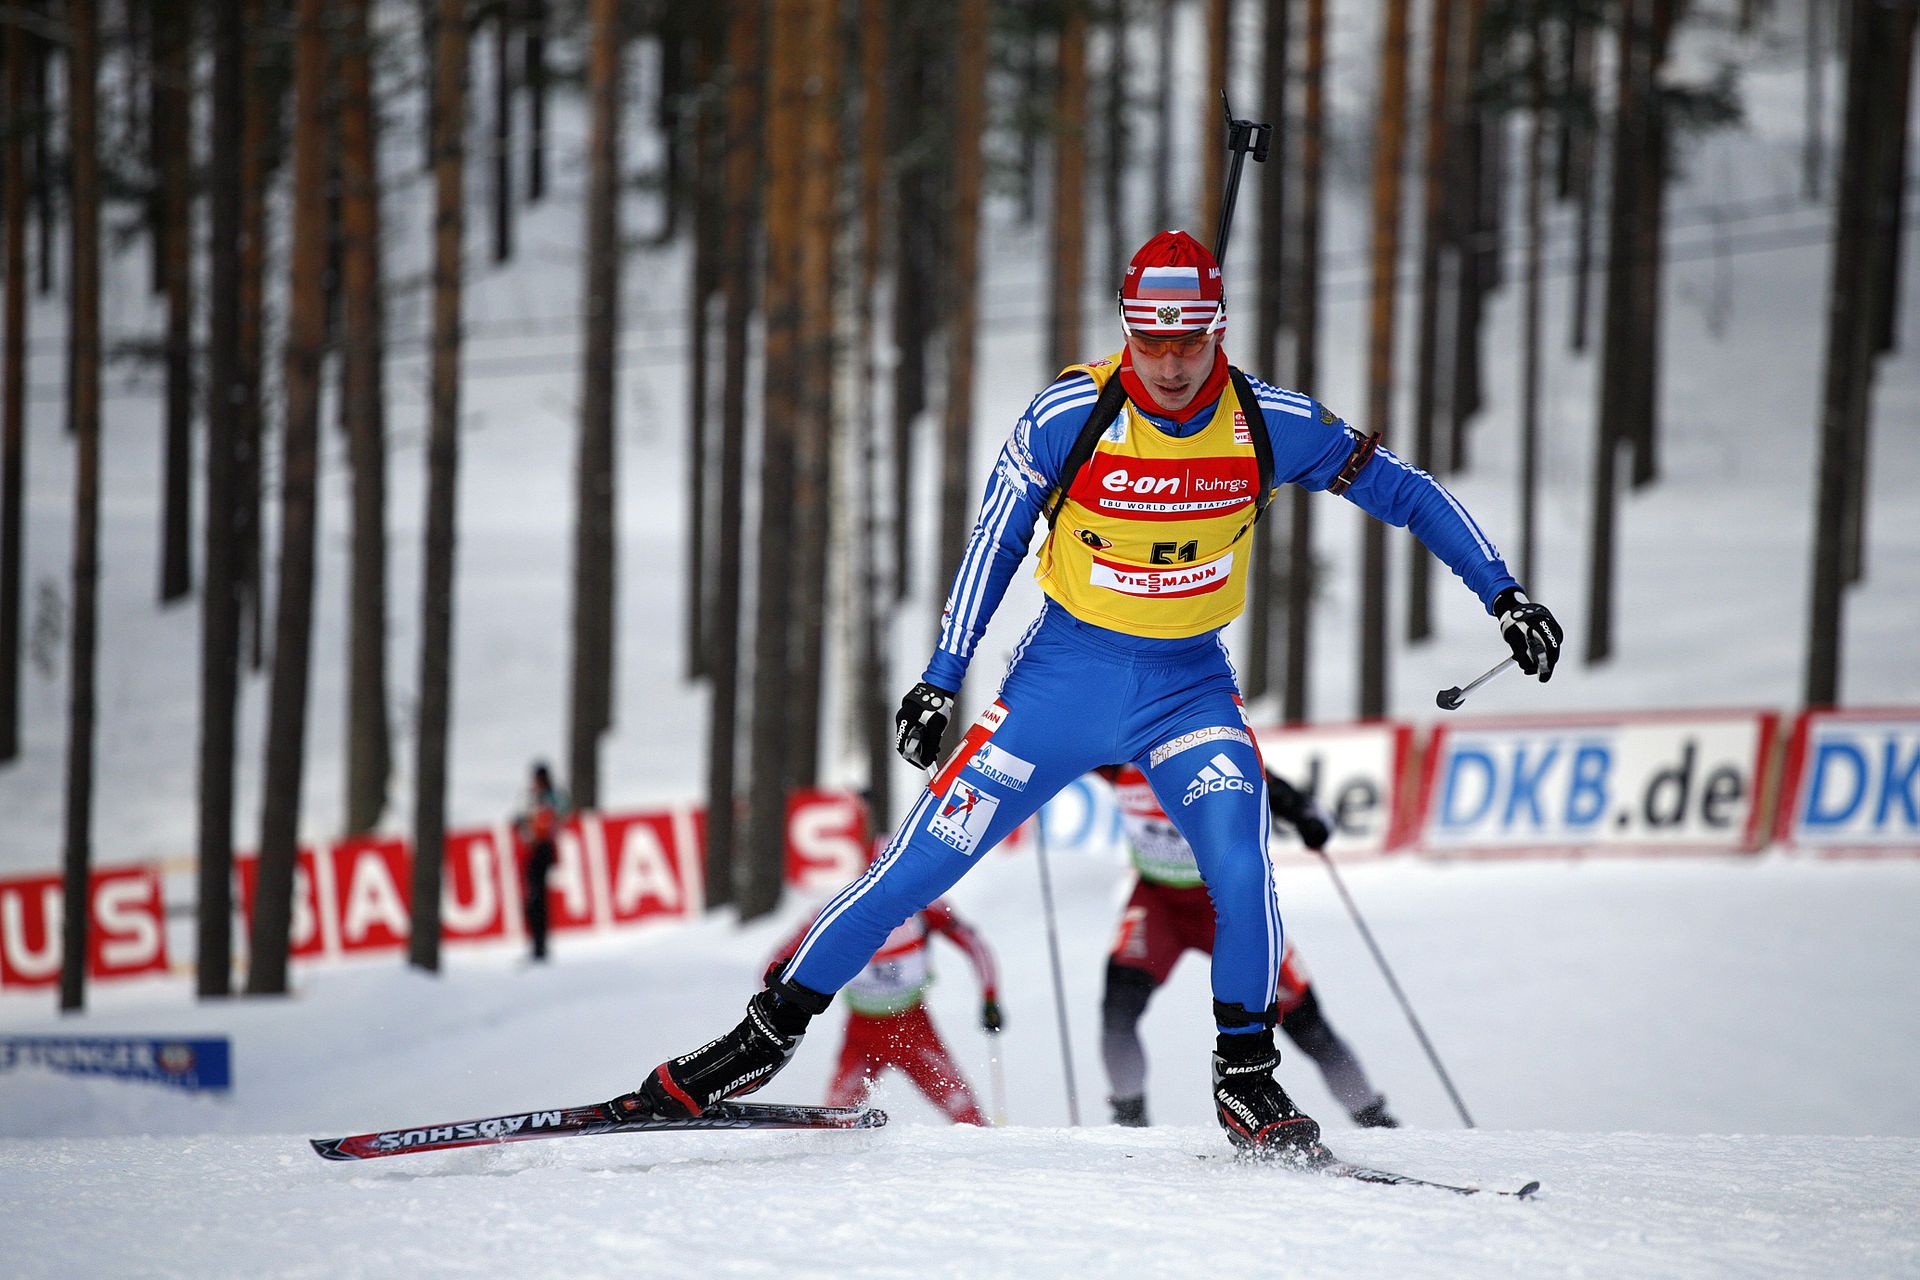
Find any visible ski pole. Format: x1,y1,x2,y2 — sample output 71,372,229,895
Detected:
1031,807,1082,1126
1211,91,1273,267
1310,846,1477,1128
1435,656,1516,711
987,1033,1009,1127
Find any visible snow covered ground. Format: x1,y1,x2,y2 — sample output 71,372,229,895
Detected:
6,854,1920,1276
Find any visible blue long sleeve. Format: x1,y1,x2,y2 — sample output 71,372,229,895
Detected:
1243,375,1520,610
922,373,1094,691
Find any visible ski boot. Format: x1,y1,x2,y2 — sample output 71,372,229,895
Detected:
620,979,831,1120
1351,1097,1400,1129
1109,1095,1148,1128
1212,1031,1321,1159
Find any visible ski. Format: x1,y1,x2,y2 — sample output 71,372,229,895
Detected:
310,1097,887,1162
1200,1148,1540,1198
1310,1153,1539,1199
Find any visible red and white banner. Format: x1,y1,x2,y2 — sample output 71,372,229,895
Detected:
1775,708,1920,855
1414,709,1779,856
0,865,170,990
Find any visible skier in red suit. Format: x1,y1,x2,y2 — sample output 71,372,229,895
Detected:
769,898,1001,1125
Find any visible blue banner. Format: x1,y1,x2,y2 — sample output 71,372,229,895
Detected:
0,1036,232,1092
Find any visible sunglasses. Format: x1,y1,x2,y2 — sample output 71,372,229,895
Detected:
1126,330,1213,358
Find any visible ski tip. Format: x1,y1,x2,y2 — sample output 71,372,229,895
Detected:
857,1107,889,1129
1515,1180,1541,1199
309,1138,355,1161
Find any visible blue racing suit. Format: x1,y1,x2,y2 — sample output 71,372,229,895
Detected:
780,364,1518,1034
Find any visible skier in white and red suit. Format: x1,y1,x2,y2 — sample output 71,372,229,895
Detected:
1095,764,1398,1131
767,899,1002,1125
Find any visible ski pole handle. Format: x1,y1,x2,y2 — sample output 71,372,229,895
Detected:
1436,656,1517,711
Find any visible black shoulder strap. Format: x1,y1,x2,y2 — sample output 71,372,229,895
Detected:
1226,365,1276,521
1044,374,1131,529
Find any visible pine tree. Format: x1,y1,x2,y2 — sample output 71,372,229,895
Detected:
1359,0,1412,718
60,0,102,1014
341,0,391,835
250,0,331,995
569,0,622,810
156,0,195,604
410,0,471,973
196,0,247,999
1284,0,1326,726
1,11,30,763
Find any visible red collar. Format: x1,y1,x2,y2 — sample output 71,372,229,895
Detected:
1117,347,1231,423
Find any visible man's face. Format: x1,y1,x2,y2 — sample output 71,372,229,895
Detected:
1125,329,1220,413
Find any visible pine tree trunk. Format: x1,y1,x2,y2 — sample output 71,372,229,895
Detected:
250,0,331,996
741,0,809,922
410,0,470,973
1284,0,1326,726
856,0,893,837
570,0,622,810
786,2,839,787
196,0,246,999
1804,0,1826,201
1518,2,1546,586
491,0,512,262
524,0,547,201
2,16,29,764
341,0,391,835
1586,0,1645,667
1199,0,1229,237
1871,5,1915,356
944,0,990,600
60,0,101,1014
889,7,947,604
1806,0,1899,706
1048,1,1088,374
1102,0,1130,297
158,0,195,604
1626,0,1675,491
1246,0,1289,701
29,11,53,299
685,20,719,682
1444,0,1485,474
1407,0,1457,644
237,0,272,671
1152,0,1174,232
703,3,762,911
1359,0,1412,719
1568,14,1598,353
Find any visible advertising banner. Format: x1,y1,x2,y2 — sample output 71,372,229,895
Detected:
1775,709,1920,854
1416,710,1778,855
0,1035,231,1092
1252,721,1414,858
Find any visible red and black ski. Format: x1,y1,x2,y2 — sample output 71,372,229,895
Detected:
310,1097,887,1162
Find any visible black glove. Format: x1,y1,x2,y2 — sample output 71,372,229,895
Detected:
1266,772,1333,851
1493,588,1562,682
981,997,1003,1034
895,682,957,769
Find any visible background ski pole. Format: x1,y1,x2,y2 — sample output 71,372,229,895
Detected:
1031,806,1082,1126
1310,847,1477,1128
986,1033,1008,1127
1435,656,1516,710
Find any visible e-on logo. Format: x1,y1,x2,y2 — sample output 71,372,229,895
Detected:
1182,753,1256,806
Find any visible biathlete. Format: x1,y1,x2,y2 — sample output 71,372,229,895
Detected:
768,898,1001,1125
1096,763,1397,1130
628,229,1561,1157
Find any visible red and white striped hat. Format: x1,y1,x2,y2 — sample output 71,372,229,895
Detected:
1118,230,1226,337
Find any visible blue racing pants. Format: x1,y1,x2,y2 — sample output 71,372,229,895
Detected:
781,602,1284,1034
